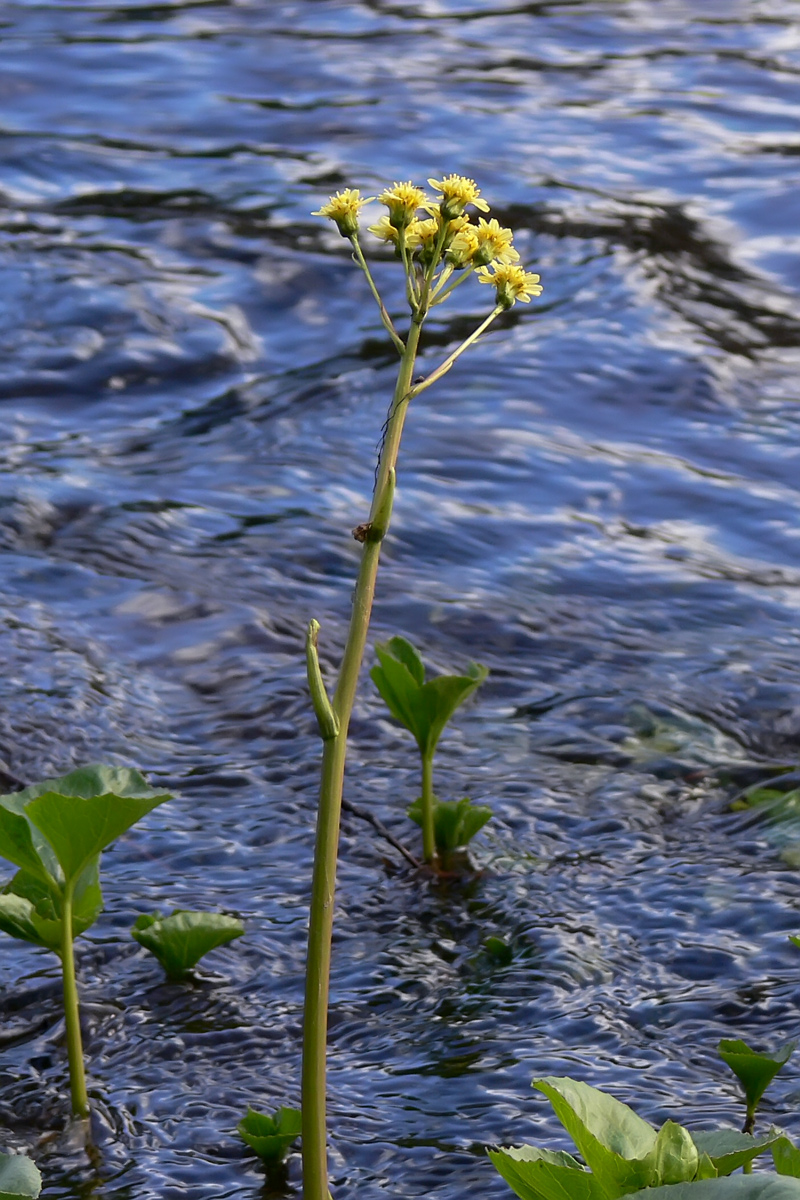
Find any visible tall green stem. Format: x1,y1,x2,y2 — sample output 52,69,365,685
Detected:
60,882,89,1119
419,752,436,863
302,317,423,1200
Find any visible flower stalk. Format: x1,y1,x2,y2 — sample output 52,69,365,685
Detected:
303,176,542,1200
60,882,89,1119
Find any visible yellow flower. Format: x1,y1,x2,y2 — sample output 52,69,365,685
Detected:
446,224,479,269
368,214,401,246
406,217,441,265
478,262,542,309
378,181,429,230
427,174,490,221
312,188,371,238
472,217,519,267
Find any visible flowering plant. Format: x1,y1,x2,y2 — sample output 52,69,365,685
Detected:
304,176,541,1200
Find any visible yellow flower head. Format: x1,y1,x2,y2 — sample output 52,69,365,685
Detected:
368,214,401,246
379,181,429,230
472,217,519,267
428,174,490,222
312,188,372,238
478,262,542,309
406,217,441,265
446,224,479,269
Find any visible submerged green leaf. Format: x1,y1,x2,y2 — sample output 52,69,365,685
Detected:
692,1130,780,1176
534,1076,657,1198
0,1151,42,1199
484,936,514,965
718,1040,795,1115
627,1176,800,1200
488,1145,605,1200
773,1136,800,1178
736,787,800,820
237,1106,302,1162
133,910,245,979
406,795,492,852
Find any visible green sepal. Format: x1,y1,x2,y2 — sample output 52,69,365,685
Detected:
488,1145,605,1200
237,1106,302,1163
133,910,244,980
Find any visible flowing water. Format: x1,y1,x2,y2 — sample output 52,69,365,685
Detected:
1,0,800,1196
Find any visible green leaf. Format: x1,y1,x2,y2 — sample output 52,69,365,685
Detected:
773,1136,800,1178
696,1153,719,1180
484,936,514,965
132,910,244,979
384,636,425,686
371,648,427,746
22,767,171,886
692,1130,780,1176
0,1151,42,1199
0,892,52,951
718,1040,795,1114
488,1145,606,1200
0,805,58,889
0,863,102,952
237,1106,302,1163
627,1176,800,1200
372,640,487,756
649,1121,699,1186
12,765,160,804
534,1077,657,1199
414,668,488,756
407,796,493,852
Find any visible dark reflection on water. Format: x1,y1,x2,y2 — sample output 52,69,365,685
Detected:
2,0,800,1196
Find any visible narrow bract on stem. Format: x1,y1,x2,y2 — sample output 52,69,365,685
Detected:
304,175,542,1200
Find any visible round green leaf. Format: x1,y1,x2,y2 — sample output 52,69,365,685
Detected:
133,910,244,979
0,1151,42,1199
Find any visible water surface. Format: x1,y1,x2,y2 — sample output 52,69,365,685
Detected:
1,1,800,1197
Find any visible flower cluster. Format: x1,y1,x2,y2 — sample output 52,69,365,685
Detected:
313,175,542,309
